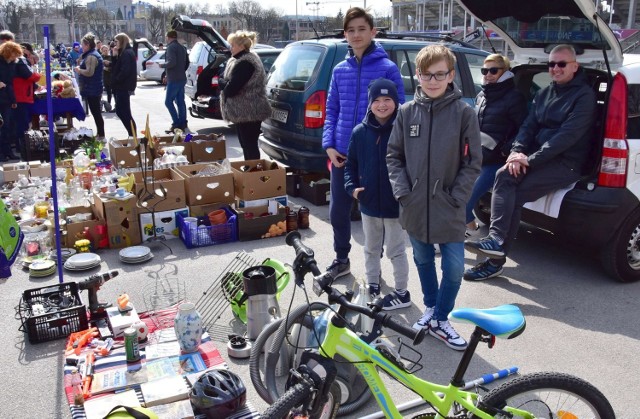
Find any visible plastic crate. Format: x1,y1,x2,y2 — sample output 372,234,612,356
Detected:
178,207,237,249
20,282,88,344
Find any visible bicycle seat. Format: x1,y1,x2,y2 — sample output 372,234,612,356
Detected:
449,304,526,339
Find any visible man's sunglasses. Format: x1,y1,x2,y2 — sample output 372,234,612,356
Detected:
547,61,576,68
480,67,502,75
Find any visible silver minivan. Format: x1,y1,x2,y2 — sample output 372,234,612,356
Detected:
460,0,640,282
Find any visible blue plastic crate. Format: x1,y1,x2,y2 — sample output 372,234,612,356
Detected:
177,207,237,248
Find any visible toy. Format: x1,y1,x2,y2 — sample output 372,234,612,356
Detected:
51,79,76,98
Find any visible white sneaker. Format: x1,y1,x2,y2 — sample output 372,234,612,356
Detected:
429,319,468,351
412,306,434,330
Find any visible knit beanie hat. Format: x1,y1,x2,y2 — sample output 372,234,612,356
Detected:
368,78,399,109
73,42,80,48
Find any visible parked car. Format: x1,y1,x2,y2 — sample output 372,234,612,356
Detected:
457,0,640,283
258,34,489,173
171,15,282,119
140,51,166,84
132,38,157,77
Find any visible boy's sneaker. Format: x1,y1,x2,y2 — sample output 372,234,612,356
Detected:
429,319,468,351
464,235,506,258
412,306,435,330
326,259,350,280
463,259,504,281
382,290,411,311
368,284,380,300
465,224,480,238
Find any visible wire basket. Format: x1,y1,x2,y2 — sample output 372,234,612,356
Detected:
142,278,187,332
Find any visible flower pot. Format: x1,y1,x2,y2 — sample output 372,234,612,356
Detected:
208,209,227,225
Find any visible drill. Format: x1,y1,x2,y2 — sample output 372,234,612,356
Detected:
78,270,119,316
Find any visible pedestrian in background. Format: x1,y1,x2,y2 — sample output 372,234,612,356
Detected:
160,30,189,133
100,44,113,112
74,33,105,139
220,30,271,160
0,41,21,161
110,33,137,137
13,42,41,160
68,42,82,66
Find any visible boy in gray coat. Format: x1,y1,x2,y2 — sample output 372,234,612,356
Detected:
387,45,481,350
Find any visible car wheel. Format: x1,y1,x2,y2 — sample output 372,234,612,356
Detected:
601,207,640,283
473,191,492,226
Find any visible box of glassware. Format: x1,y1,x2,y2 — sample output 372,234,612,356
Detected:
172,163,235,206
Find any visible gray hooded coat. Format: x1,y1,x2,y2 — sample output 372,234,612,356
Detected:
387,84,481,243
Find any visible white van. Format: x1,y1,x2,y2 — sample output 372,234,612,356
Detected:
460,0,640,282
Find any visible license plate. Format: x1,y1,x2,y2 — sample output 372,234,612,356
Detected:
271,108,288,123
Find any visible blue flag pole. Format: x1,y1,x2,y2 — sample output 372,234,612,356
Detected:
44,26,64,284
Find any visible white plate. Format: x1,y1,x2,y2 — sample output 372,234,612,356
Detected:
65,253,101,268
119,246,151,259
120,253,154,264
64,261,101,271
29,260,55,271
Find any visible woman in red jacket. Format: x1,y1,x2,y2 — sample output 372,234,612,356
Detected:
13,43,41,160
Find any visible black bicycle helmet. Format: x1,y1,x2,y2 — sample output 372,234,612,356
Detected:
190,369,247,418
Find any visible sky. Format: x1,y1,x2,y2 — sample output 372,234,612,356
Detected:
204,0,394,18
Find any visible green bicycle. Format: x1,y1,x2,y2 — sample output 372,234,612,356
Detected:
259,232,615,419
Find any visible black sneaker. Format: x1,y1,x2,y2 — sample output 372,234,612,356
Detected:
382,291,411,311
368,284,380,300
165,125,177,134
464,235,506,258
326,259,350,280
463,259,504,281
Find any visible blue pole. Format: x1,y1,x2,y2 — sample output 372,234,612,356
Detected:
44,26,64,284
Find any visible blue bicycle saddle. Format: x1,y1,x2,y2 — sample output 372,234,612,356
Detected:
449,304,526,339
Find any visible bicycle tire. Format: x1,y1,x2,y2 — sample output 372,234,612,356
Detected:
477,371,615,419
261,381,341,419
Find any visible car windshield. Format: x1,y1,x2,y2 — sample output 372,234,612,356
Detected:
267,45,323,91
492,14,609,50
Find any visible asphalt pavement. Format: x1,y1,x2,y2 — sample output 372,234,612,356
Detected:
1,81,639,418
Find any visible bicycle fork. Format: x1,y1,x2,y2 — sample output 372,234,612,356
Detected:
286,349,340,417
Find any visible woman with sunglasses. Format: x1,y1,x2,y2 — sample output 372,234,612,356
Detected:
464,54,527,247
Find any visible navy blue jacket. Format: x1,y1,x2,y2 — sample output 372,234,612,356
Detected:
78,49,104,97
476,76,527,166
0,58,16,106
345,109,399,218
111,46,137,92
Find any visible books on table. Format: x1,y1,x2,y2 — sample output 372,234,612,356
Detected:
90,363,148,395
145,352,207,381
83,389,140,419
140,375,190,407
147,399,195,418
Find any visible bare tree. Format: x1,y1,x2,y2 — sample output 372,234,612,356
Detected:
147,6,164,44
254,8,281,43
0,0,29,34
228,0,262,30
86,8,111,43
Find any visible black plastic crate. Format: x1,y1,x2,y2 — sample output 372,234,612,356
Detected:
19,282,88,344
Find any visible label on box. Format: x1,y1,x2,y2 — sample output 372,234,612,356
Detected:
106,306,141,338
139,208,189,241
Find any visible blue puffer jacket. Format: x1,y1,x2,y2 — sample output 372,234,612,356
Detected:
345,109,399,218
322,42,405,155
78,49,104,97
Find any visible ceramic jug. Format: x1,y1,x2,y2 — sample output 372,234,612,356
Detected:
174,302,203,353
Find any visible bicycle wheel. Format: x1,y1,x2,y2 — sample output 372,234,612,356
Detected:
261,382,341,419
478,372,615,418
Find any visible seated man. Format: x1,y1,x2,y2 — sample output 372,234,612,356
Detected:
464,44,596,280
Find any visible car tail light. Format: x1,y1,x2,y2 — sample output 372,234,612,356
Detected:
196,65,203,76
598,73,628,188
305,90,326,129
211,76,219,87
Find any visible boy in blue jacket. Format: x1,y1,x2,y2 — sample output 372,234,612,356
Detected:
322,7,405,280
345,78,410,310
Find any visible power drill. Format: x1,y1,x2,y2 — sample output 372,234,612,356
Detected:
78,270,119,316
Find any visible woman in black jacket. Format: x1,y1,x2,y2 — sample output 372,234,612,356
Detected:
0,41,22,161
465,54,527,237
111,33,137,136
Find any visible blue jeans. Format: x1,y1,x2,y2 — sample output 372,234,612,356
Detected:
329,164,353,260
465,163,501,224
165,81,187,128
409,237,464,321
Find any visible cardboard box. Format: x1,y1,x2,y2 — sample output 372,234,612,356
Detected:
29,165,54,178
107,220,142,249
93,193,138,227
188,202,233,217
233,201,286,241
286,172,301,197
133,169,187,212
139,207,189,241
1,163,29,183
106,306,141,339
108,138,147,169
64,205,108,248
237,195,288,209
300,174,331,206
173,164,235,206
230,159,286,200
189,134,226,163
155,136,192,165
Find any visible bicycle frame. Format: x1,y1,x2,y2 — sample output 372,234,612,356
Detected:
319,315,503,419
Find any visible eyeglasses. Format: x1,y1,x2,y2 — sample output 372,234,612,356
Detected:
417,70,451,81
547,61,576,68
480,67,503,75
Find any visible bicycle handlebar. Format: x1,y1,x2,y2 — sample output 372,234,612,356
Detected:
286,231,426,346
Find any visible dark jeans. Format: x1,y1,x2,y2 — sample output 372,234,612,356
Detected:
329,164,353,260
490,159,580,253
235,121,262,160
104,85,112,105
0,104,13,157
15,103,32,152
85,95,105,137
114,91,136,136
